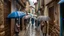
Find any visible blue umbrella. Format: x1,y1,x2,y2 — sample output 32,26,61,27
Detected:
7,11,26,18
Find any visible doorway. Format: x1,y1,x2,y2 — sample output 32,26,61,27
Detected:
4,0,11,36
48,6,55,35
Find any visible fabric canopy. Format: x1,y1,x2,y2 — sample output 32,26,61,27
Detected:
7,11,26,18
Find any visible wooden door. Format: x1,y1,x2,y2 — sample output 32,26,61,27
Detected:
48,6,55,35
4,0,11,36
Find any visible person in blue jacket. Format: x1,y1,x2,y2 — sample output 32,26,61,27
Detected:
31,18,35,27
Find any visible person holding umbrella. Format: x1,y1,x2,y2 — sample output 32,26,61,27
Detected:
15,18,20,36
7,11,26,36
41,21,47,36
37,16,50,36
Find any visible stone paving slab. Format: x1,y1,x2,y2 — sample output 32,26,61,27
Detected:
13,30,26,36
19,31,26,36
14,24,50,36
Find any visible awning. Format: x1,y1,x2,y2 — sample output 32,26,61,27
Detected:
58,0,64,4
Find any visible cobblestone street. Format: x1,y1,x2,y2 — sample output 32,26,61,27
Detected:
19,31,26,36
18,30,40,36
17,24,43,36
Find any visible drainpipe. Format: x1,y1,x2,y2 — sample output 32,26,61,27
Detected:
58,0,64,36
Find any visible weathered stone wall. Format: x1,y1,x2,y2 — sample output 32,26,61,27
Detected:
0,0,5,36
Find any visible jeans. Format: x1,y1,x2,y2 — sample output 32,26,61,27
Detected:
43,33,46,36
15,32,19,36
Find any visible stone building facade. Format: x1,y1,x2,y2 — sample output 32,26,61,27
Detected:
44,0,60,36
25,1,30,13
35,0,60,36
38,0,44,15
0,0,5,36
0,0,29,36
0,0,11,36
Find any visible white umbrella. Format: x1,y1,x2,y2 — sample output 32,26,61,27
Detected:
24,15,31,19
33,14,37,17
37,16,50,21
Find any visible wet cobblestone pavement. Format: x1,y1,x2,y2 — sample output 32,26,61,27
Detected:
19,31,26,36
17,24,43,36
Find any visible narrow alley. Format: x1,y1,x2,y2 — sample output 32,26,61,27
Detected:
0,0,64,36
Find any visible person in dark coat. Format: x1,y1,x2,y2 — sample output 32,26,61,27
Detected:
15,19,20,36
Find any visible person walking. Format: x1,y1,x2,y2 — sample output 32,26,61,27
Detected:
35,20,40,31
37,20,45,36
24,19,27,30
41,21,47,36
15,19,20,36
31,18,35,27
